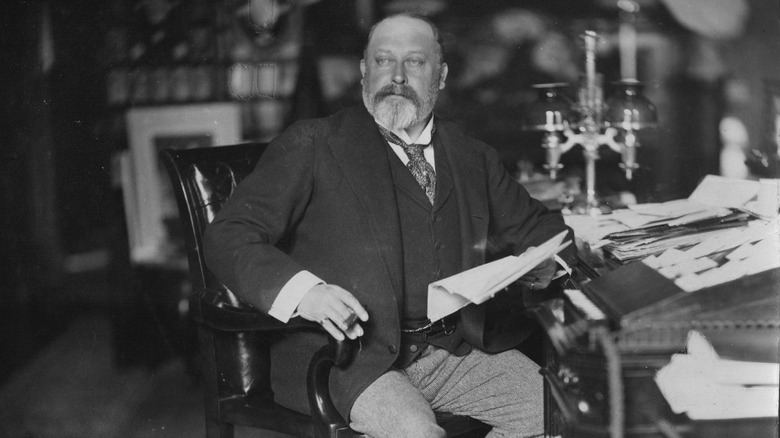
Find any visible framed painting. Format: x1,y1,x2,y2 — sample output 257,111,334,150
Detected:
124,103,242,264
747,79,780,178
764,79,780,157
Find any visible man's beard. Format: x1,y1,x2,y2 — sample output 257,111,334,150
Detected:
363,81,439,130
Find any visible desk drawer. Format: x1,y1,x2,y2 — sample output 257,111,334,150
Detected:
544,350,692,438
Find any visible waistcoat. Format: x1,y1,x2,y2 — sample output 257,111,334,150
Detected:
386,139,470,366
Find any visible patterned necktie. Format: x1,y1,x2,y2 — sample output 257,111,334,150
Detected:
377,125,436,204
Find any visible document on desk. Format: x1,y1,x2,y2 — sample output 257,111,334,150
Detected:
426,231,571,322
619,174,765,227
688,174,764,209
655,331,779,420
643,218,780,291
625,175,770,223
566,175,777,249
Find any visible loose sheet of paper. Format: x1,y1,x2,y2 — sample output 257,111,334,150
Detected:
427,231,570,321
688,175,763,208
655,331,779,420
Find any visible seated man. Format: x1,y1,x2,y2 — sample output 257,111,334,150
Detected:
204,12,575,438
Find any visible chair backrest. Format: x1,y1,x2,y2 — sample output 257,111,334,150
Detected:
161,142,266,308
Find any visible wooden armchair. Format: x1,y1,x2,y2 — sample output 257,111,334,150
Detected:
161,143,490,438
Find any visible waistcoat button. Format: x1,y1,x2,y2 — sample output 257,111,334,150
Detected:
410,344,419,353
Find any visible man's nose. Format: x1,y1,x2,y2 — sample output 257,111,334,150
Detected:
391,63,406,84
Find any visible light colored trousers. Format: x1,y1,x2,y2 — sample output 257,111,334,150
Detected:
349,345,545,438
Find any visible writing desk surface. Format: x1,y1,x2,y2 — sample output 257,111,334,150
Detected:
535,244,779,438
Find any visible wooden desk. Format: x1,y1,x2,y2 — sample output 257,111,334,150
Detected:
532,251,779,438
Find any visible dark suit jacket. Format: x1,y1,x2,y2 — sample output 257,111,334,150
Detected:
203,105,576,420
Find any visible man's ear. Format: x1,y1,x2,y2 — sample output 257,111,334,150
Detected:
438,63,448,90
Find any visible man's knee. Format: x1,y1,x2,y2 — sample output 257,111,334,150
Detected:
388,418,446,438
349,370,446,438
350,399,445,438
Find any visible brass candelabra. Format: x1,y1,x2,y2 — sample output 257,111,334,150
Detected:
526,30,657,214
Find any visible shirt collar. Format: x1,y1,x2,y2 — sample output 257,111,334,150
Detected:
375,115,435,145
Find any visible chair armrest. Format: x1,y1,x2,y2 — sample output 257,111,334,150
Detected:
307,338,357,437
190,287,319,332
192,285,358,436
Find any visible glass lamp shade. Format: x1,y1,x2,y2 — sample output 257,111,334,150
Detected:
525,83,572,131
605,79,657,130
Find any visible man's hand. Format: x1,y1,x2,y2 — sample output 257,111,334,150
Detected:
519,255,557,290
297,284,369,341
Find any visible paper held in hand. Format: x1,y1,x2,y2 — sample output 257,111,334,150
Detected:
427,230,571,321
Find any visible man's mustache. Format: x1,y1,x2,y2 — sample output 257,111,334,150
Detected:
374,84,421,106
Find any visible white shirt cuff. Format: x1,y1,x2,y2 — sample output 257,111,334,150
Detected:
268,270,324,323
554,254,573,279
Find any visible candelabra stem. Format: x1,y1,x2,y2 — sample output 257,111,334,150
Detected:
584,147,599,211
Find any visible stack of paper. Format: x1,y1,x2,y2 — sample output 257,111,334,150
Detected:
567,175,779,252
580,176,780,263
604,222,748,263
426,231,571,321
645,219,780,292
655,331,779,420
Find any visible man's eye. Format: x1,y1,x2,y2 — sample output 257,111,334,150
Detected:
376,58,391,66
406,59,424,67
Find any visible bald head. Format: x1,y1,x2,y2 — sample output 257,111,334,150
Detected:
364,13,445,67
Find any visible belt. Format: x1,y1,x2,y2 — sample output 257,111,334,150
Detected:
401,315,457,336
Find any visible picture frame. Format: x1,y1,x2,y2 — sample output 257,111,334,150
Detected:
764,79,780,157
748,79,780,178
124,103,242,264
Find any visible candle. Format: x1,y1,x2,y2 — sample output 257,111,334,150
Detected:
618,0,639,80
583,31,598,109
619,19,637,79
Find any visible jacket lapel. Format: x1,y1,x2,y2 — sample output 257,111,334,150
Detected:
434,121,493,347
435,121,489,271
326,108,404,300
